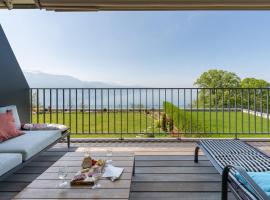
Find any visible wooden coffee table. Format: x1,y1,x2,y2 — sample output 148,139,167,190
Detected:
13,151,134,200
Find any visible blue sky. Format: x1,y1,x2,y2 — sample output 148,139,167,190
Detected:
0,10,270,87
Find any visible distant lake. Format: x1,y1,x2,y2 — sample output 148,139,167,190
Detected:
31,88,197,109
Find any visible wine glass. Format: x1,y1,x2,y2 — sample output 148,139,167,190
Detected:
84,148,91,157
58,166,68,188
92,166,102,189
106,149,113,165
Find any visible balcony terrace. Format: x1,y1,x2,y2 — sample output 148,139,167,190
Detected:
2,2,270,199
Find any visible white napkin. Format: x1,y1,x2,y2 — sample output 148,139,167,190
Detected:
102,165,124,181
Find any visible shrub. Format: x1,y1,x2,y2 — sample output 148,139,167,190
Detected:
146,132,155,138
161,113,167,132
168,117,174,132
155,120,161,128
163,101,204,133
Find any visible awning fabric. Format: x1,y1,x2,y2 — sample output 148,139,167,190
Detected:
2,0,270,11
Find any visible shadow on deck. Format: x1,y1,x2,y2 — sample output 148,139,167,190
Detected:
0,147,78,200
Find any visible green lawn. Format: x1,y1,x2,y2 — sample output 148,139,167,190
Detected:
31,110,270,138
32,111,161,136
178,111,270,134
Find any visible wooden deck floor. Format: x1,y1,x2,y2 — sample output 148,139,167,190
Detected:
0,141,269,200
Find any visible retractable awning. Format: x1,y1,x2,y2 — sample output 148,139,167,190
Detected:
2,0,270,11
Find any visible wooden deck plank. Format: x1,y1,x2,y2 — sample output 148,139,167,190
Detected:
41,152,69,156
24,161,56,167
36,172,132,180
135,160,212,167
14,188,130,199
15,167,49,174
135,166,218,174
52,160,133,167
13,199,127,200
45,166,133,173
3,174,41,183
33,156,63,162
59,156,133,161
46,147,78,152
0,192,18,200
64,152,134,157
135,151,204,155
132,173,221,182
135,155,207,161
131,182,222,192
130,192,237,200
0,183,28,192
26,179,131,189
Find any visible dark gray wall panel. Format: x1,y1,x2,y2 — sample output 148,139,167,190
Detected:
0,24,30,123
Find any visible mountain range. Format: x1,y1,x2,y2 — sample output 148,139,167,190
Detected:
23,71,188,108
23,71,122,88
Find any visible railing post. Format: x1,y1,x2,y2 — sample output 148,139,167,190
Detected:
194,146,200,163
30,88,32,123
221,166,230,200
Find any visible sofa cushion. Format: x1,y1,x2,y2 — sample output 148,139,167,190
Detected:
235,171,270,197
0,153,22,176
0,111,24,142
0,105,21,129
0,130,62,161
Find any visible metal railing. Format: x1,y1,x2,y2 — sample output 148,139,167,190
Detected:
30,88,270,139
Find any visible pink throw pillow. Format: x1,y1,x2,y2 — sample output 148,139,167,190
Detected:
0,111,24,142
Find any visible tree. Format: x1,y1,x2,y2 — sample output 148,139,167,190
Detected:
194,69,241,88
194,69,241,108
241,78,270,112
241,78,270,88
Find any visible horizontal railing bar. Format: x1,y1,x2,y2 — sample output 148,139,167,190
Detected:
69,132,270,134
30,87,270,90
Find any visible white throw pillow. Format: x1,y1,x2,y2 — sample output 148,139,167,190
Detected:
0,105,21,129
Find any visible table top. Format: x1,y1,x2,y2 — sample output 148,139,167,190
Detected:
13,152,134,200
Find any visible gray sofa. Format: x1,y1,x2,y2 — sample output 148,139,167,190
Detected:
0,130,62,161
0,153,22,177
0,106,70,180
0,129,70,180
